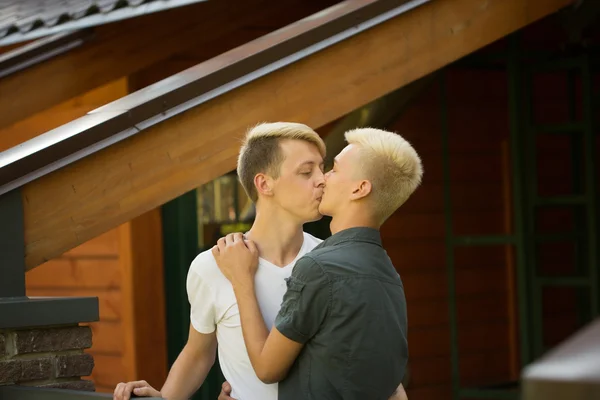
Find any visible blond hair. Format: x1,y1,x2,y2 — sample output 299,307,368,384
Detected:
237,122,326,202
345,127,423,223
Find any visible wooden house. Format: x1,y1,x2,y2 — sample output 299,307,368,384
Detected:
1,0,598,399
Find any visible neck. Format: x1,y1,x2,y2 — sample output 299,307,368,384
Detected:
329,206,379,235
246,205,305,267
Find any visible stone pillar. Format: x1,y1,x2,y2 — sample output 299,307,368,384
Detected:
0,189,100,394
0,325,95,391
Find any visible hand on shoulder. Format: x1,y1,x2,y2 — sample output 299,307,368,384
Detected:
212,232,259,287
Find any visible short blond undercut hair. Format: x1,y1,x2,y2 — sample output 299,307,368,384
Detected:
237,122,326,202
345,127,423,224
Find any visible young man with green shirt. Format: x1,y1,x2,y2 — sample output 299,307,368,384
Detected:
213,127,422,399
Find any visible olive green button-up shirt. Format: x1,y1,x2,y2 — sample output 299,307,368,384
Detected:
275,227,408,400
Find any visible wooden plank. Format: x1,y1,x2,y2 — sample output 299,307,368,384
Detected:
94,385,115,394
408,294,509,328
400,182,505,213
0,79,128,152
85,321,124,355
384,239,510,271
90,353,125,389
415,151,505,185
543,315,581,348
536,207,575,232
408,321,511,358
380,211,506,240
63,228,120,258
408,351,511,386
26,258,120,289
406,386,452,400
402,266,509,301
26,288,122,321
0,0,336,129
20,0,573,269
459,351,512,386
127,2,321,91
384,240,446,270
119,209,167,385
542,286,579,315
454,245,510,269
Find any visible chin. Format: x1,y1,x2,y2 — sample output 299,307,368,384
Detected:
306,211,323,223
317,205,332,217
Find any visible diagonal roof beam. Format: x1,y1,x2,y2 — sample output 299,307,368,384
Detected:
0,0,574,270
0,0,316,130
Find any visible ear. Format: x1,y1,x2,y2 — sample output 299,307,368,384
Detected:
254,173,274,197
350,180,372,200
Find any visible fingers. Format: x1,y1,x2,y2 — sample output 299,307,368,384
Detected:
113,382,125,400
132,386,159,397
114,381,148,400
217,237,226,252
211,245,220,258
245,239,258,254
232,232,244,244
222,381,232,394
220,233,247,248
218,381,236,400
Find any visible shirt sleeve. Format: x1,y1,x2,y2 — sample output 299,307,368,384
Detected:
186,266,217,334
274,256,330,344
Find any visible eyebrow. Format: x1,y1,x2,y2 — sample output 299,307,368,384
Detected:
298,161,324,168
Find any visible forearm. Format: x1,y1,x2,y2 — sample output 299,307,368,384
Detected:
389,383,408,400
233,283,271,374
160,344,215,399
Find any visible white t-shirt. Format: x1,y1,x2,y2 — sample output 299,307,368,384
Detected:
186,232,322,400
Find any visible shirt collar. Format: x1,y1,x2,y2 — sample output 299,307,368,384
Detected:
319,227,382,248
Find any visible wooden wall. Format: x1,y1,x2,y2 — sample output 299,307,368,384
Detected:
382,67,514,400
0,79,128,152
13,78,130,392
381,26,600,398
0,76,167,393
26,230,124,392
5,5,598,399
26,214,168,394
8,0,340,394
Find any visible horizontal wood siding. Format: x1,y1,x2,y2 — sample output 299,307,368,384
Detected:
12,79,130,393
383,67,514,398
26,229,126,392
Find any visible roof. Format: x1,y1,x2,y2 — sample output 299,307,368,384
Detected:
0,0,207,46
0,0,428,196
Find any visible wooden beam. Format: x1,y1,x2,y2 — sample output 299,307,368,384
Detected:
21,0,573,270
0,0,329,129
119,209,167,386
0,79,127,152
128,5,313,91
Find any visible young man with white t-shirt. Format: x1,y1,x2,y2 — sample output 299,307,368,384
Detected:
213,128,420,399
113,123,408,400
113,122,326,400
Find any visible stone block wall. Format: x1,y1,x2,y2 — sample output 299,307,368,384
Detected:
0,325,95,391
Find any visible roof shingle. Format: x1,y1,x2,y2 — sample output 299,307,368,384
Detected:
0,0,207,45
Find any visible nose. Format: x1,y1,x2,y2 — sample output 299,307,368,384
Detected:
316,169,325,188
